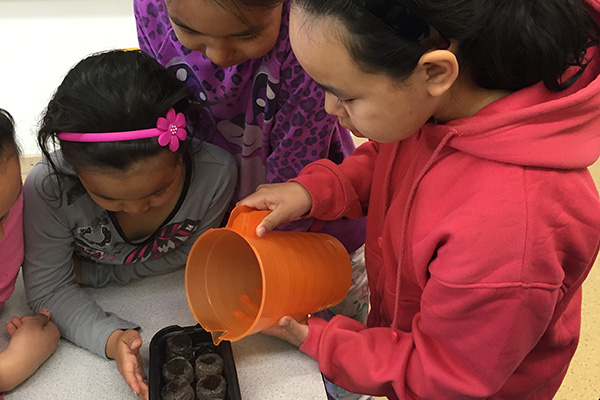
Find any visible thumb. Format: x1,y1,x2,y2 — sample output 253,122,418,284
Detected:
128,337,143,351
119,330,143,352
277,316,308,347
35,309,51,326
256,217,276,237
256,208,289,237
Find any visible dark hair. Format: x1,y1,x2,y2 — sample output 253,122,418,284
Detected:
38,49,196,176
293,0,600,92
0,108,19,162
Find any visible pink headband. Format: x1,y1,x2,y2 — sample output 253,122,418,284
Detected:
57,108,187,152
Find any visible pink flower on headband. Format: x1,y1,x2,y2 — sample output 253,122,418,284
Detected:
157,108,187,152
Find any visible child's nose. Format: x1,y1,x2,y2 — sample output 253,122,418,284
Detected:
324,92,348,117
204,42,236,67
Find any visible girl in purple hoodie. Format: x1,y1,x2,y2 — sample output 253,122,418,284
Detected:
134,1,370,399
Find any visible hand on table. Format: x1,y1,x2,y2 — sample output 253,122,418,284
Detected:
0,310,60,392
106,329,148,399
237,182,312,237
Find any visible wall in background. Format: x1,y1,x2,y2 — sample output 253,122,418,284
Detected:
0,0,138,155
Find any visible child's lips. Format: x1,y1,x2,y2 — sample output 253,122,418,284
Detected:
341,123,363,138
126,210,149,217
338,119,361,136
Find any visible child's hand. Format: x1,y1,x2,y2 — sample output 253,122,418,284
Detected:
237,182,312,237
106,329,148,399
261,316,309,348
232,291,308,347
232,293,261,324
0,310,60,392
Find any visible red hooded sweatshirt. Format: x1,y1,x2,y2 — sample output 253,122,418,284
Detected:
293,4,600,399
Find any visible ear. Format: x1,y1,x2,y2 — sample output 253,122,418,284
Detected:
417,49,459,97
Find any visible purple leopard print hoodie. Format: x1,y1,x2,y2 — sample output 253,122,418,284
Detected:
134,0,365,252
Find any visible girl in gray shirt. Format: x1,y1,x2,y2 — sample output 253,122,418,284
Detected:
22,50,236,398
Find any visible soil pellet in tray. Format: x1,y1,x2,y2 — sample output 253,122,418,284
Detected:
162,356,195,384
194,352,224,378
195,373,227,400
166,334,193,361
160,377,195,400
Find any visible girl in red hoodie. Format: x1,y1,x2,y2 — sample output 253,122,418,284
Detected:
240,0,600,398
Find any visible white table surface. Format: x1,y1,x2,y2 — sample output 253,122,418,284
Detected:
0,269,327,399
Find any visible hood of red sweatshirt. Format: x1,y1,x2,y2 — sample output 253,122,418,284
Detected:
426,10,600,170
387,1,600,330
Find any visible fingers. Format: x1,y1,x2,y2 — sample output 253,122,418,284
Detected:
260,315,310,347
125,368,147,399
128,337,143,352
123,367,145,398
233,292,262,324
256,210,286,237
6,309,51,335
236,184,275,210
6,316,21,335
34,309,52,326
254,200,306,236
276,316,310,347
21,310,52,329
232,310,255,324
240,294,260,315
136,376,149,399
115,330,148,398
237,182,313,236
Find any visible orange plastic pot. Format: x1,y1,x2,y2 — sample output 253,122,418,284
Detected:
185,205,352,345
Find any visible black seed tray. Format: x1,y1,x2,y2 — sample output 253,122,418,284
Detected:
149,324,242,400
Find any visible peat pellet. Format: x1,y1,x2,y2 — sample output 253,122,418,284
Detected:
165,334,193,361
162,356,194,384
160,377,195,400
195,352,224,378
195,373,226,400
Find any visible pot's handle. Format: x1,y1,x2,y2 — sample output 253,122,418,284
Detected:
226,205,271,237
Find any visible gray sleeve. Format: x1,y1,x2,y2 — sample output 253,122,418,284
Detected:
80,155,238,288
22,165,138,358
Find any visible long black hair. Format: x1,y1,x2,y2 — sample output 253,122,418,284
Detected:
0,108,19,162
38,49,196,176
293,0,600,91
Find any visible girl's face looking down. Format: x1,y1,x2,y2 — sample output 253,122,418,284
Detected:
288,6,457,143
77,151,185,218
0,154,21,240
166,0,283,67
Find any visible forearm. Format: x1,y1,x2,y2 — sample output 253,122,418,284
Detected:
0,348,24,392
26,278,137,358
302,285,559,398
0,346,42,392
80,255,186,287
